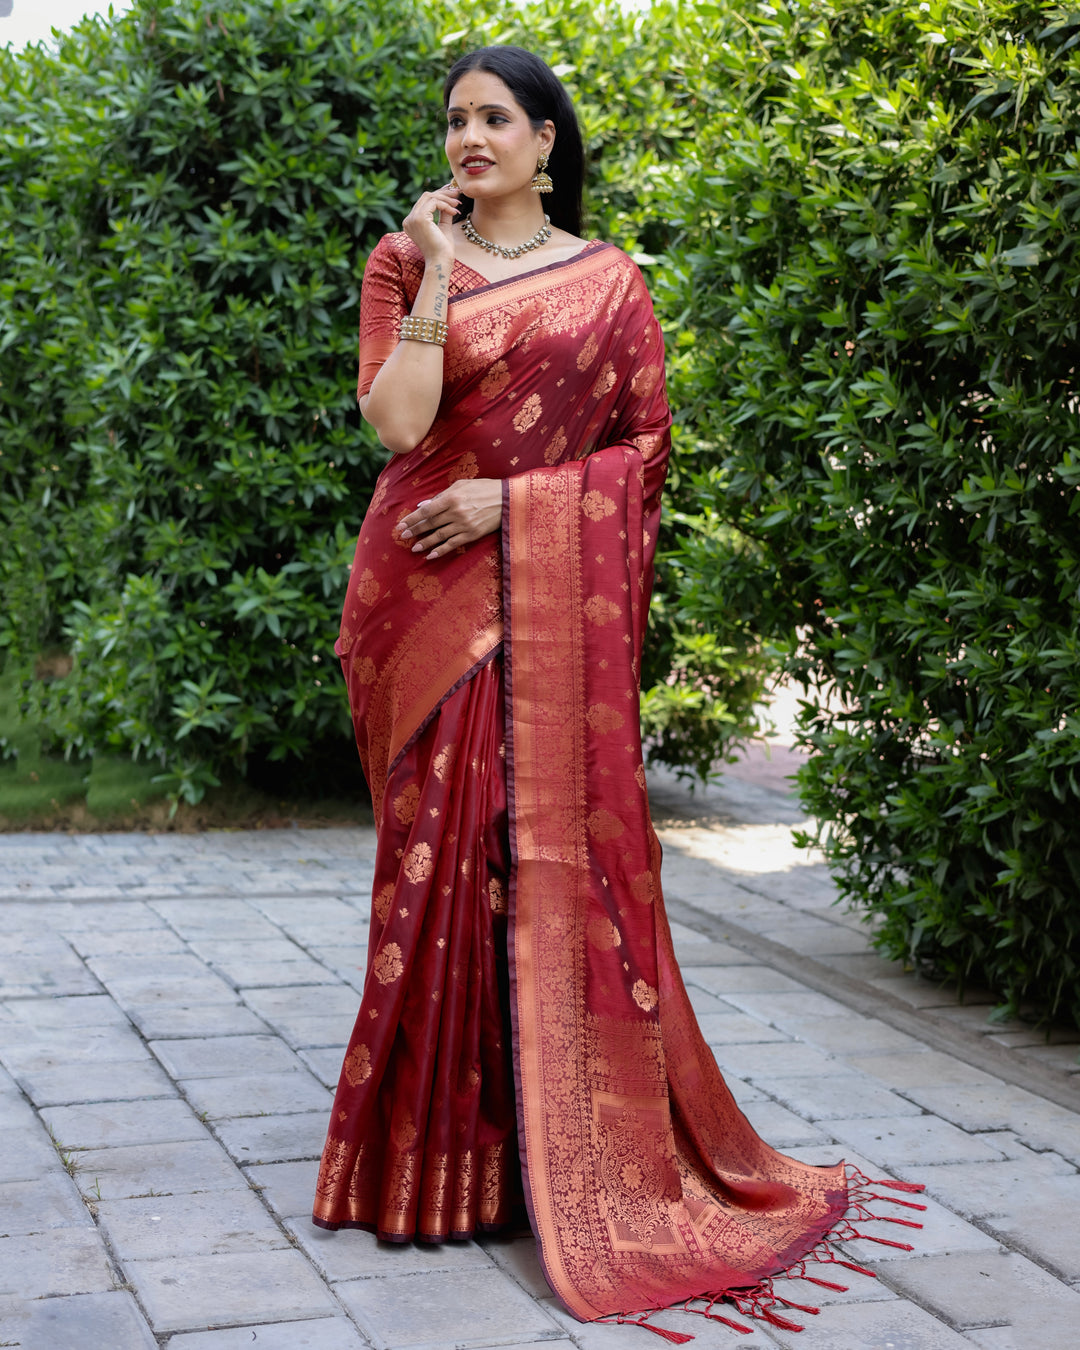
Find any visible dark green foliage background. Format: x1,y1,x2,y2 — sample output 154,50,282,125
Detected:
0,0,770,808
662,0,1080,1026
3,0,1080,1025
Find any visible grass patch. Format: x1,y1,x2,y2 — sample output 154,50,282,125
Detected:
0,668,373,833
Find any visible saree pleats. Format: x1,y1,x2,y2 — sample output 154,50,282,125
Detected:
313,657,519,1239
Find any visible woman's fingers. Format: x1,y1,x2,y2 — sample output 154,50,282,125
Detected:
398,481,502,559
402,184,461,250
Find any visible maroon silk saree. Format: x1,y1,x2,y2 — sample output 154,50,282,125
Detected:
315,234,922,1334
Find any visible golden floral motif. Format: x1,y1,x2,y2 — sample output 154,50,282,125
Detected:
373,942,404,985
407,573,443,602
583,595,621,626
355,655,377,684
368,477,388,515
393,783,420,825
480,359,511,398
632,979,659,1012
585,703,625,734
432,743,457,782
631,363,661,398
372,883,394,923
488,877,507,915
544,427,568,465
581,491,616,522
448,451,479,483
587,808,625,842
587,916,622,951
576,332,599,370
630,871,656,905
634,763,647,791
390,517,414,549
355,568,381,605
392,1109,417,1150
480,1142,505,1226
343,1042,372,1086
633,431,663,460
591,361,617,399
337,628,354,655
513,393,543,433
403,842,433,884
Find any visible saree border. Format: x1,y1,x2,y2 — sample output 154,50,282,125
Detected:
450,239,611,302
502,469,589,1320
447,240,616,325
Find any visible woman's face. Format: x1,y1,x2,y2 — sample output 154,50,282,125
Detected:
445,69,554,202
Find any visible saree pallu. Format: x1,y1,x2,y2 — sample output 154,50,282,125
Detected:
315,235,922,1332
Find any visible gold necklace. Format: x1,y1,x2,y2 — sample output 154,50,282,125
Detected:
461,213,552,260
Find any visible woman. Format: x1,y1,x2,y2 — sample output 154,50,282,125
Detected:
313,45,922,1337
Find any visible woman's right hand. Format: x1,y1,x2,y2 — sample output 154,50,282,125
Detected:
402,184,461,262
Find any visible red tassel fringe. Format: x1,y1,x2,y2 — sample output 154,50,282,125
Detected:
597,1313,695,1344
598,1166,926,1340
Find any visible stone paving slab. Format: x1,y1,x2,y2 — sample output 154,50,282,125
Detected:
883,1249,1080,1330
96,1187,290,1260
67,927,189,957
178,1068,331,1120
335,1266,564,1348
824,1114,1010,1167
0,1117,64,1182
42,1096,210,1150
0,1173,94,1234
300,1044,351,1086
753,1073,926,1123
72,1138,249,1201
246,1158,321,1219
0,1227,116,1298
764,1299,976,1349
288,1219,496,1282
149,1033,307,1080
2,992,131,1029
4,1289,158,1350
129,1248,339,1334
214,1109,327,1164
3,770,1080,1348
125,1001,265,1040
0,1022,153,1070
890,1151,1077,1221
12,1057,175,1108
981,1179,1080,1281
736,1097,833,1149
166,1319,371,1349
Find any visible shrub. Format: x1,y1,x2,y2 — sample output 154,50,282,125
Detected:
664,0,1080,1026
0,0,774,807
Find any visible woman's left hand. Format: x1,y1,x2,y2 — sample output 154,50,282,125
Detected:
399,478,503,560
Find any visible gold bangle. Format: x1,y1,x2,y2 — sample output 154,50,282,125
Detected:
399,315,448,347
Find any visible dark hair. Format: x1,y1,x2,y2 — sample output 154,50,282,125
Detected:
443,46,585,237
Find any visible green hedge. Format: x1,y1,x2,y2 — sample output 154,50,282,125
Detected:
662,0,1080,1026
0,0,772,807
8,0,1077,1026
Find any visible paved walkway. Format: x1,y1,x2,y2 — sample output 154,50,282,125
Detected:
2,766,1079,1350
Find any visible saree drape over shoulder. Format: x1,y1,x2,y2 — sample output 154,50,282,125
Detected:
315,233,922,1335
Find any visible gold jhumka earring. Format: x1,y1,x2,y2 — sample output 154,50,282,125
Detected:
450,176,461,190
531,153,553,194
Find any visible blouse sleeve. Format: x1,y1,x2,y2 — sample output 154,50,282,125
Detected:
356,235,409,401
